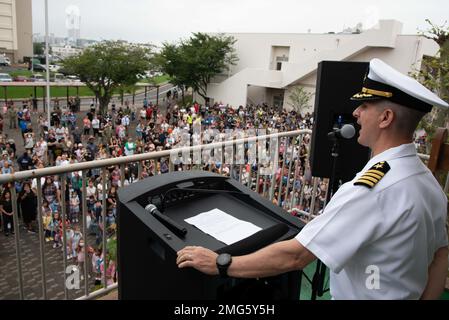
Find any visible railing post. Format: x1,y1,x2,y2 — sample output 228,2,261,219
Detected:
81,171,89,297
102,168,108,289
277,138,288,207
262,169,268,198
285,140,294,210
60,174,69,299
308,177,319,221
290,150,301,210
10,186,24,300
36,177,48,299
137,161,143,180
220,142,224,175
169,157,174,173
255,164,261,193
269,137,280,201
120,164,125,186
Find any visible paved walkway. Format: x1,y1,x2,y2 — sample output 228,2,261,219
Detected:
0,229,95,300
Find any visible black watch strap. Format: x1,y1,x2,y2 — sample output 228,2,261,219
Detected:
216,253,232,278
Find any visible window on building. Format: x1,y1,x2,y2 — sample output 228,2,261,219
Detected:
276,62,282,70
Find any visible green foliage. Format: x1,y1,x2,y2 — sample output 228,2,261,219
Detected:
139,74,171,85
107,234,117,262
288,86,313,114
61,40,151,114
154,33,238,100
8,70,33,77
412,20,449,142
33,42,44,55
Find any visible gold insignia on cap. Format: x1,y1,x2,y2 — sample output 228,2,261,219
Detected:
354,161,390,189
361,87,393,98
352,93,374,99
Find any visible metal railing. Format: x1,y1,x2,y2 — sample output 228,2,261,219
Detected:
0,129,438,300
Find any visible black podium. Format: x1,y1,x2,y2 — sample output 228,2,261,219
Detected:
117,171,304,300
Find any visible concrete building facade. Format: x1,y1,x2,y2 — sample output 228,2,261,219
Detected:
50,44,82,58
206,20,440,112
0,0,32,63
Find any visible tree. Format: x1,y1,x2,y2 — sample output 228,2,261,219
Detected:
154,33,238,101
288,86,314,114
62,40,151,114
412,20,449,139
153,43,189,104
33,42,44,55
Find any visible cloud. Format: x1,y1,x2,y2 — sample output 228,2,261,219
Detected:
32,0,449,44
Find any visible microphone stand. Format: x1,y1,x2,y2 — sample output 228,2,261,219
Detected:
310,134,340,300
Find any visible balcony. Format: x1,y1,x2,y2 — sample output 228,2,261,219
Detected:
0,129,441,300
0,129,328,300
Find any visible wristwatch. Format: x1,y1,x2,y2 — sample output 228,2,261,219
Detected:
216,253,232,278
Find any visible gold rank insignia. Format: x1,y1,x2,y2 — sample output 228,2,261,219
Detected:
354,161,390,189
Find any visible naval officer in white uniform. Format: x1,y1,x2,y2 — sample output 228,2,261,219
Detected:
177,58,449,300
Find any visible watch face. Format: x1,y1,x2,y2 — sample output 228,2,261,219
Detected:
217,253,231,266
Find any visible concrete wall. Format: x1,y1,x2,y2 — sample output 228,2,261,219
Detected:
282,35,440,113
0,0,32,63
247,85,267,106
207,20,440,110
0,0,17,59
15,0,32,63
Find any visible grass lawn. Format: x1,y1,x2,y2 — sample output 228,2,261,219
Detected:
0,86,95,99
0,74,171,100
139,74,171,84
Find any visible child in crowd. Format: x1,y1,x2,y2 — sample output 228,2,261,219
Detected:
65,226,74,259
71,225,83,260
43,209,52,242
76,239,86,279
50,198,61,215
69,190,80,223
51,211,62,248
91,248,103,285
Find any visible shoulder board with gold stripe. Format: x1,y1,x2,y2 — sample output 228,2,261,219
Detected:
354,161,390,189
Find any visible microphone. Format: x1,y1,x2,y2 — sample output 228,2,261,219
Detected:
327,123,356,140
145,204,188,238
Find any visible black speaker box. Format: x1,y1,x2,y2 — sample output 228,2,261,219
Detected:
310,61,371,182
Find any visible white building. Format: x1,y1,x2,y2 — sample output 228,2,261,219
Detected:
206,20,440,111
50,44,82,58
0,0,33,63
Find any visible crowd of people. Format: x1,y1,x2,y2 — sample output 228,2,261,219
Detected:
0,94,327,285
0,85,438,292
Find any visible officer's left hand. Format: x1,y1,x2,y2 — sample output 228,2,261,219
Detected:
177,246,219,275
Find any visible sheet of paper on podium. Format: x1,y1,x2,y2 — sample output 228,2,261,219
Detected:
185,208,262,245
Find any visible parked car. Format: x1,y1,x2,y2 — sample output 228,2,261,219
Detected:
0,56,11,66
0,73,12,82
13,75,31,82
66,75,81,82
49,64,61,72
30,74,46,82
53,73,66,82
33,64,47,72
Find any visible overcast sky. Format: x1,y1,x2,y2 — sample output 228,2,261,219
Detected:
32,0,449,45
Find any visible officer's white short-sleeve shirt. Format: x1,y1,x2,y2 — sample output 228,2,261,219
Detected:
296,143,448,299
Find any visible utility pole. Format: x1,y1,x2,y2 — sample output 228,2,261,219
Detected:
45,0,51,125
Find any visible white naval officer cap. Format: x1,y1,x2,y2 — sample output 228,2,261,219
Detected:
351,58,449,113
